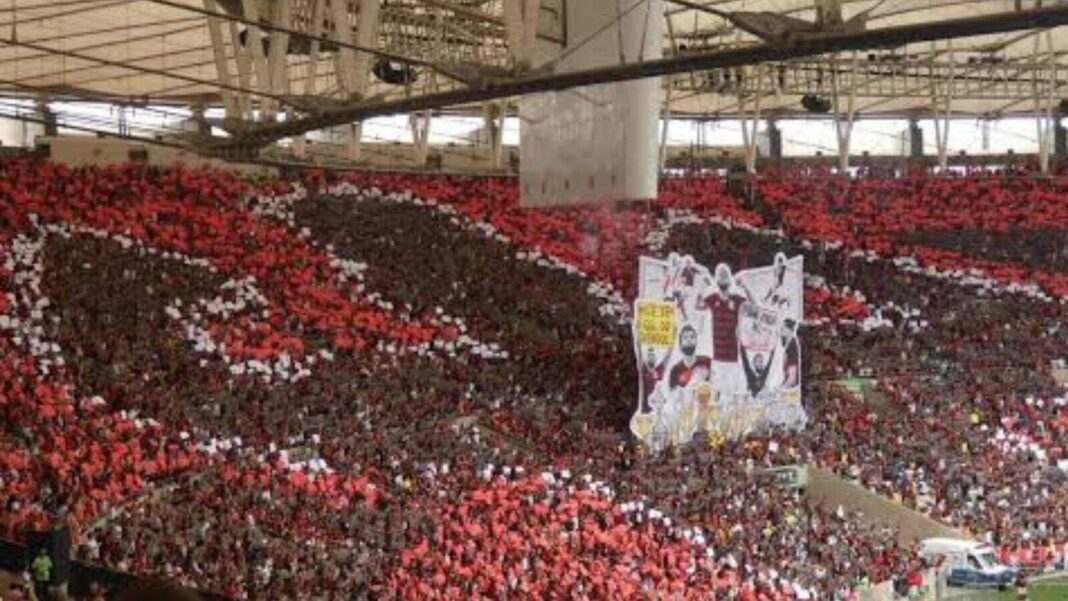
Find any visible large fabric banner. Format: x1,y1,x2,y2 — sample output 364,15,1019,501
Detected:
631,253,806,450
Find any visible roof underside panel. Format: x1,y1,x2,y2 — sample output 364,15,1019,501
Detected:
0,0,1063,118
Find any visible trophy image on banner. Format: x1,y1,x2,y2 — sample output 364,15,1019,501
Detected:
631,252,806,449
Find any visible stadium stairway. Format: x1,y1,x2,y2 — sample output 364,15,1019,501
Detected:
807,467,965,546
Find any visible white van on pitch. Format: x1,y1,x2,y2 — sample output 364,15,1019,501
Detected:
919,538,1016,589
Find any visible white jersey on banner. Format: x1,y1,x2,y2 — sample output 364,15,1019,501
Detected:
631,252,806,448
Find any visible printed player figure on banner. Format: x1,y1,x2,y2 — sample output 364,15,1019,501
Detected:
631,252,807,447
696,263,754,403
646,385,671,455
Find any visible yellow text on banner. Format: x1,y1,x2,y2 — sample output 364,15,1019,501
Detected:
635,300,678,348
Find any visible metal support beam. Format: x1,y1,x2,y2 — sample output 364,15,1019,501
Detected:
1034,30,1056,174
830,51,859,173
294,0,326,157
931,40,955,171
662,10,681,172
330,0,358,97
672,54,1068,103
228,20,253,118
214,4,1068,153
204,0,239,119
352,0,383,95
328,0,359,158
242,0,276,119
411,0,564,46
660,87,674,172
268,0,293,99
815,0,844,30
339,0,384,162
144,0,467,83
302,0,326,98
738,67,764,175
268,0,296,143
410,110,431,165
854,30,1046,115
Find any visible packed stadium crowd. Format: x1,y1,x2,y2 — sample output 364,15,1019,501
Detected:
0,159,1066,599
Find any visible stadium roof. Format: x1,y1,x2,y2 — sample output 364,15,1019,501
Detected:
0,0,1065,142
665,0,1068,118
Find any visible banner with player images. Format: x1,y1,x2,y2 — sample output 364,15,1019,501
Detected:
631,253,806,451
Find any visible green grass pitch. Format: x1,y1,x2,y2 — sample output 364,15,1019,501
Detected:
950,574,1068,600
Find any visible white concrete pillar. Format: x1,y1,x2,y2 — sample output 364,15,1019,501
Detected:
518,0,663,206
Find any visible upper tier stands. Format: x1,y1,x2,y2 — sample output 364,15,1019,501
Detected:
1,160,1067,600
